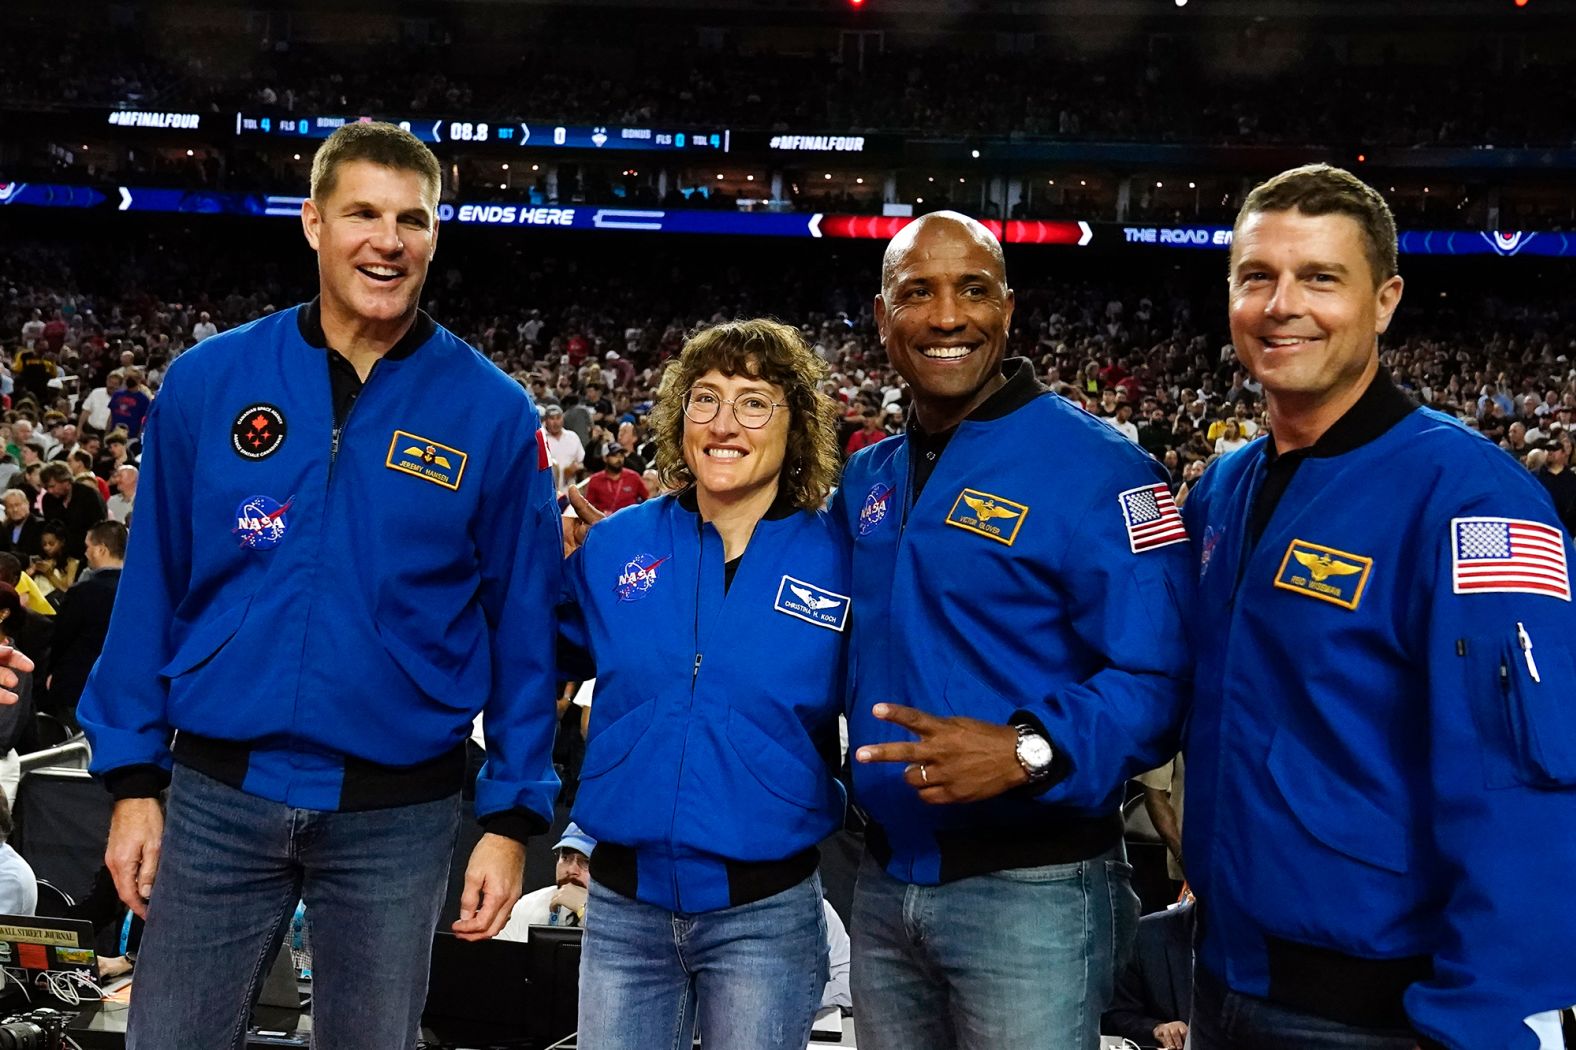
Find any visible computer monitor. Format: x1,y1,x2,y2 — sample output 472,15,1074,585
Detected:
525,924,582,1048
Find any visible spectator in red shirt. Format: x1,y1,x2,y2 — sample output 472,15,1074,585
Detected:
583,446,646,515
843,407,889,459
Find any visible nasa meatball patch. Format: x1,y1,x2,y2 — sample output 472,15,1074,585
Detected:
233,494,293,550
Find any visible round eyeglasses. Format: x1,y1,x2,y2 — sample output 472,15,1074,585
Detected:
683,388,789,430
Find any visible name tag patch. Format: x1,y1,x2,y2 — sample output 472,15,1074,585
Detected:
1274,539,1373,611
945,488,1028,546
774,576,850,632
386,430,469,491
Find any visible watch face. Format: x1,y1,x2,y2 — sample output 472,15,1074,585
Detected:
1019,733,1053,771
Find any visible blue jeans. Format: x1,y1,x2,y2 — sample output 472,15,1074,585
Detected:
578,873,828,1050
850,846,1138,1050
1188,964,1418,1050
127,765,461,1050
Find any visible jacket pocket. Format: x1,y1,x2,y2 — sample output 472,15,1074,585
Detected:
1265,728,1409,874
373,620,477,708
936,659,1017,724
1489,629,1576,788
725,706,823,810
580,697,657,781
158,596,252,679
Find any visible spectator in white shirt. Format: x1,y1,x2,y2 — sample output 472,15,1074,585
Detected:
542,404,585,494
0,787,35,915
78,373,123,435
107,466,137,523
1106,403,1141,443
191,311,218,343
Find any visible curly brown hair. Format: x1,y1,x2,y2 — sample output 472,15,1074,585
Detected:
652,319,841,510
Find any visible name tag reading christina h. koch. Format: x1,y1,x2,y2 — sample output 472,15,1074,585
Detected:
773,576,850,631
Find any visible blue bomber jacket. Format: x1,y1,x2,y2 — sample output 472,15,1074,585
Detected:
834,360,1194,885
1183,372,1576,1050
78,303,562,836
560,490,849,913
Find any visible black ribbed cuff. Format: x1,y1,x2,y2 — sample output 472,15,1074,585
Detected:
103,764,170,800
479,807,547,845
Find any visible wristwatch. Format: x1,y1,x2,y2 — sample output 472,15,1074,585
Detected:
1014,724,1055,783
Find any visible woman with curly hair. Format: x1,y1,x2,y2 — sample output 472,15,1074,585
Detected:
560,317,849,1050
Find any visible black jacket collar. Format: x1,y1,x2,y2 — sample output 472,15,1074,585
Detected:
297,297,435,362
1265,366,1416,462
676,485,798,521
908,356,1047,438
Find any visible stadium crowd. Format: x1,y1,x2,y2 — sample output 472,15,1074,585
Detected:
3,230,1574,538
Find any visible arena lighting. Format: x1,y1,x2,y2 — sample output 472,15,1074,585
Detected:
971,149,980,159
1176,0,1187,7
1515,0,1529,7
502,163,509,170
1357,153,1367,163
293,153,300,161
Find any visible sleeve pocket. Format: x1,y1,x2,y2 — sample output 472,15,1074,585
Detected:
1497,633,1576,788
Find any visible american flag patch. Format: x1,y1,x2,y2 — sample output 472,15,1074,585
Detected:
1451,517,1571,601
1118,483,1188,553
536,428,551,471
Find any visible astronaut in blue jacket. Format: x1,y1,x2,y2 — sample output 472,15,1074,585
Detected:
561,319,849,1050
842,213,1194,1050
1183,163,1576,1050
75,123,563,1050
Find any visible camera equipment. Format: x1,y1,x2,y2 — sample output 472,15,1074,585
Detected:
0,1007,66,1050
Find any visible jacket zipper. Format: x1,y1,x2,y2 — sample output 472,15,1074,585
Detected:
329,361,378,477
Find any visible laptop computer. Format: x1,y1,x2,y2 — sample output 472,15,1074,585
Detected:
0,912,97,1005
422,931,532,1044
